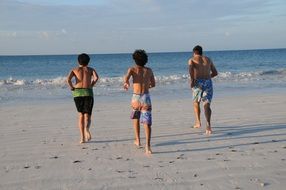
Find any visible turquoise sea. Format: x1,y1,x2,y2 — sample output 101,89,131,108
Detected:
0,48,286,104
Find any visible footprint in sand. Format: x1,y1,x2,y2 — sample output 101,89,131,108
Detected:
154,177,164,181
176,154,185,160
50,156,58,159
116,156,123,160
193,173,198,177
260,182,269,187
34,166,41,169
116,170,124,173
169,161,175,164
73,160,82,163
24,165,30,169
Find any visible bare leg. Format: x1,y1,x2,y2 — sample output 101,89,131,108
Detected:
133,119,141,147
204,102,212,135
144,124,152,154
78,113,85,143
84,113,91,141
193,102,201,128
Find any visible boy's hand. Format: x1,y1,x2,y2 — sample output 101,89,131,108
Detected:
123,82,129,91
190,80,195,88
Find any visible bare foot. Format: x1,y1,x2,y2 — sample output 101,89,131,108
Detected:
134,141,141,148
80,139,85,144
145,146,152,154
85,130,91,142
206,127,212,135
193,122,201,128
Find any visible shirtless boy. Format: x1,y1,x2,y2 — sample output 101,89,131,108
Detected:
188,45,218,135
124,50,156,154
67,53,99,143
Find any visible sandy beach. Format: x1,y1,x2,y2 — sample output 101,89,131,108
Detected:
0,90,286,190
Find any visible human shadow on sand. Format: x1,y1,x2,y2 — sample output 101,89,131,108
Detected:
154,123,286,154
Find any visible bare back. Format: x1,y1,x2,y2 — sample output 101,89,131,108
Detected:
125,66,155,94
67,66,99,90
190,56,212,79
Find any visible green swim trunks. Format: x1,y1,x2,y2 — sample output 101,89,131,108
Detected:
72,88,93,97
72,88,94,115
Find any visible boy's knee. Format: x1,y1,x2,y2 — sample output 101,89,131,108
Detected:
203,103,211,109
193,102,200,106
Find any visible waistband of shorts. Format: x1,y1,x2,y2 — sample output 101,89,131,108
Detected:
195,78,212,82
72,88,93,97
132,92,150,95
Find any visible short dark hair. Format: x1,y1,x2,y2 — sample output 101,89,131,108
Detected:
78,53,90,66
193,45,203,55
132,49,148,67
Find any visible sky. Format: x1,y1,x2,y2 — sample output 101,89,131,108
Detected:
0,0,285,55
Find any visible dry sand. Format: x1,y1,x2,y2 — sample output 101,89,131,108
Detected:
0,91,286,189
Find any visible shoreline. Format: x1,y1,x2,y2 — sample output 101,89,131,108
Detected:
1,85,286,107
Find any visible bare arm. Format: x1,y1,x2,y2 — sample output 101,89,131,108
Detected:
91,69,99,87
149,69,155,88
210,59,218,78
66,70,75,90
123,68,132,90
188,59,195,88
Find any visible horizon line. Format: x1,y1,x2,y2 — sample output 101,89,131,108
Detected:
1,47,285,56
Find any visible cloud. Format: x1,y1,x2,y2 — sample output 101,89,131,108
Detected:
61,29,67,34
39,31,49,39
0,31,17,38
0,0,285,55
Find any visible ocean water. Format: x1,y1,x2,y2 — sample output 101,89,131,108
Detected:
1,48,286,104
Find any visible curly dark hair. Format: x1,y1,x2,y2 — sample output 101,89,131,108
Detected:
78,53,90,66
132,49,148,67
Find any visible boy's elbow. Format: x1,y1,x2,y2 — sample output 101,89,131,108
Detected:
212,72,218,78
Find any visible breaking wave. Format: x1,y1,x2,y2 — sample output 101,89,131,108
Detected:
1,68,286,90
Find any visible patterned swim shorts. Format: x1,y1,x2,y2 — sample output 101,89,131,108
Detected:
192,79,213,103
130,93,152,125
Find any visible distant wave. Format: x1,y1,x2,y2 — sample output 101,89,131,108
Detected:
1,68,286,89
215,68,286,82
